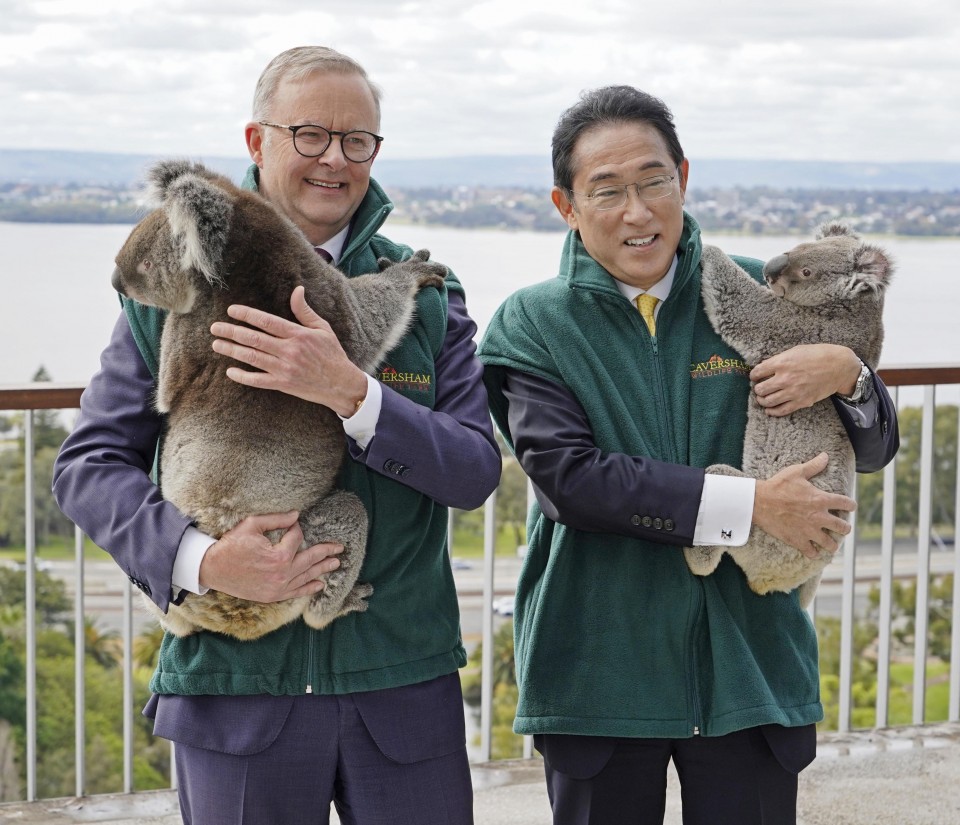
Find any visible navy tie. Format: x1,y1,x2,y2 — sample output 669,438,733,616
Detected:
314,246,333,263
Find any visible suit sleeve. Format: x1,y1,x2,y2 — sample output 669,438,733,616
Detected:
831,367,900,473
347,290,501,510
502,368,705,544
52,313,191,612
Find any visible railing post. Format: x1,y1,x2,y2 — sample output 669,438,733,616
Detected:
838,477,858,733
123,582,134,792
479,489,497,762
876,387,899,727
74,526,86,797
24,410,37,801
913,386,936,724
950,402,960,722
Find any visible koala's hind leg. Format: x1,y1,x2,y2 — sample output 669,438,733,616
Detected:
299,490,373,630
797,571,823,609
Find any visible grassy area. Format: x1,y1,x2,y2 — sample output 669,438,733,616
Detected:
888,660,952,724
0,535,110,562
450,523,525,558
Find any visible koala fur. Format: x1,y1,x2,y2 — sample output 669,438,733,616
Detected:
112,159,447,640
683,223,892,607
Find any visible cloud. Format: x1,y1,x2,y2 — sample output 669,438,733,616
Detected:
1,0,957,163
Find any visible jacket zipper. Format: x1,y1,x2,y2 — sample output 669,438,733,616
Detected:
305,628,316,694
688,581,704,735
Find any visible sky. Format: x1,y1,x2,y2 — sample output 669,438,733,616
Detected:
2,0,959,166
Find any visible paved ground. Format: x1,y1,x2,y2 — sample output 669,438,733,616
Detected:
2,724,959,824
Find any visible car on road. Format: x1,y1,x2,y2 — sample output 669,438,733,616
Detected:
492,595,515,616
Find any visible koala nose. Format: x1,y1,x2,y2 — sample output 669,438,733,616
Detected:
763,253,789,283
111,266,127,295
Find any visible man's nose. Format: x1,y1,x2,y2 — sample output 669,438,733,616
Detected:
622,186,655,219
315,136,348,167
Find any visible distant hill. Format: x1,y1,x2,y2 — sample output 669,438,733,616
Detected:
3,149,959,191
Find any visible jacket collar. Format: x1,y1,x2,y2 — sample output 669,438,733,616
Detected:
558,211,704,303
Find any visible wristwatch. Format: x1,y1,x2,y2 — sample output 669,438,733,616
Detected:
838,360,874,404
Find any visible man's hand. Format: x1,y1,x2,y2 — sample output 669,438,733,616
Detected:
210,285,368,417
750,343,862,417
753,453,855,558
198,510,343,602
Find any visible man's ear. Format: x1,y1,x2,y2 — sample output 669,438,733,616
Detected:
552,186,579,232
245,122,265,167
678,157,690,206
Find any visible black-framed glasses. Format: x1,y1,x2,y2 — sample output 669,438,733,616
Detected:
569,170,679,211
258,121,383,163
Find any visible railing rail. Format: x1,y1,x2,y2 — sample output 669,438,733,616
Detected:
1,363,959,803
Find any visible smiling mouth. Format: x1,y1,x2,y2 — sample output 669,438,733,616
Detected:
626,235,656,247
307,179,343,189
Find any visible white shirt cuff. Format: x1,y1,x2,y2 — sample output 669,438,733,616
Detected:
693,474,756,547
340,372,382,449
172,526,215,595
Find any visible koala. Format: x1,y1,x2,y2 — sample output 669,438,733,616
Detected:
112,159,447,640
683,223,892,607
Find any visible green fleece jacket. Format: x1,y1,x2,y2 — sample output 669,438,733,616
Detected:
479,214,822,738
125,166,467,695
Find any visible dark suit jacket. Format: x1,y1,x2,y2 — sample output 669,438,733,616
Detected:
502,367,898,544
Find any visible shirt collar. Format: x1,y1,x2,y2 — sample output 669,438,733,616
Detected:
614,254,679,304
315,224,350,264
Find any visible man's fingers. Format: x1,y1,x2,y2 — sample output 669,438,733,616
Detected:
799,541,823,560
800,452,829,478
226,303,297,336
294,542,344,570
244,510,300,533
289,285,327,329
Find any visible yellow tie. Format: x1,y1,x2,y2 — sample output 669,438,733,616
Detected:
635,293,659,336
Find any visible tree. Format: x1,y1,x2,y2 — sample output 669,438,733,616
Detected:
82,619,122,669
0,591,171,800
495,456,528,549
856,404,958,530
461,621,523,760
0,366,74,546
0,568,71,628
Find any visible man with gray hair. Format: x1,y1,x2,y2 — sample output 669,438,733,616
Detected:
54,46,499,824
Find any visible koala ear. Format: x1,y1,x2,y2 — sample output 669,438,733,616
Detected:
816,221,859,241
849,243,894,296
146,159,203,205
162,168,234,287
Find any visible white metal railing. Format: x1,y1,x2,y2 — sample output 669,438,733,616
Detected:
1,366,958,803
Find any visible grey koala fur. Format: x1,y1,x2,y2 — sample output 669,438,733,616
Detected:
683,222,892,607
111,159,447,640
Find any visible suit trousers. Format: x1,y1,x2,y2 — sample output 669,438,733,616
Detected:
536,724,816,825
144,673,473,825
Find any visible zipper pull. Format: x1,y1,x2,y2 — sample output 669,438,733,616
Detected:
693,726,700,735
305,684,313,694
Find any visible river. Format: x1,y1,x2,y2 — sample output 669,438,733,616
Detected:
1,221,957,386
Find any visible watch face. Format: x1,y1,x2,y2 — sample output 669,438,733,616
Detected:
861,370,875,402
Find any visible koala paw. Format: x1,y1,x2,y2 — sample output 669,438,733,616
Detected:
378,249,447,290
684,544,725,577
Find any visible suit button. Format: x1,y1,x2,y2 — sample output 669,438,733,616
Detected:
641,516,652,528
631,514,641,526
664,519,675,532
128,576,150,596
653,518,663,530
383,459,397,472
